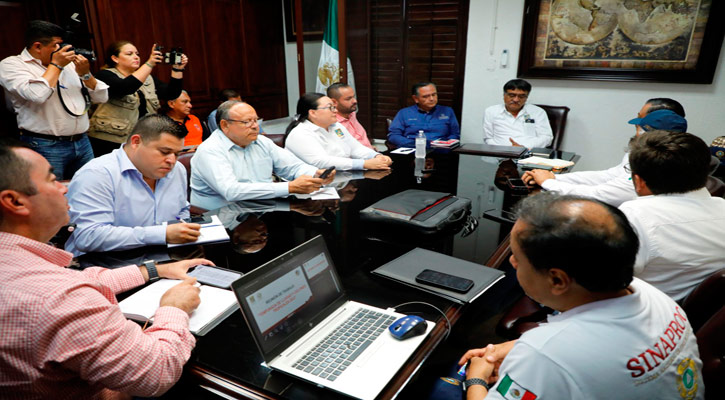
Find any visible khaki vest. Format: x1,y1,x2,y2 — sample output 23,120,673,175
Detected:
89,68,160,143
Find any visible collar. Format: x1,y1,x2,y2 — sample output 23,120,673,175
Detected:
20,48,44,66
638,186,711,201
501,103,528,118
116,144,175,181
416,104,437,114
336,112,351,123
546,278,644,324
214,128,257,151
0,231,73,267
301,119,331,135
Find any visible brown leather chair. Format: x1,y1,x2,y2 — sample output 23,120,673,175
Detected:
682,268,725,334
695,307,725,400
496,296,552,340
262,133,285,148
706,176,725,198
535,104,570,151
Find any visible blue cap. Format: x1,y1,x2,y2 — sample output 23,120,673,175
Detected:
628,109,687,133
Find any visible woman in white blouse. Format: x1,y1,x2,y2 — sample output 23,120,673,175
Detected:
285,93,392,170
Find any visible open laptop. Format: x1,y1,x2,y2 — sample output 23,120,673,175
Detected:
231,235,433,400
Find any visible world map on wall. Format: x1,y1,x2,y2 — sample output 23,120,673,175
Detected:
544,0,703,61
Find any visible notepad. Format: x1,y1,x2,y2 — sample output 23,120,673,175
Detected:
168,215,230,247
119,278,238,336
391,147,416,155
517,156,575,169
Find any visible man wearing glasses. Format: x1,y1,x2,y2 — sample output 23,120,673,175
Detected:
191,101,333,211
483,79,552,148
388,82,460,148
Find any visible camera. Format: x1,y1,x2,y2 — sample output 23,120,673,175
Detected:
156,45,183,65
58,43,96,62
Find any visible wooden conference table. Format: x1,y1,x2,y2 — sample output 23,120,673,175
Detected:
77,147,577,399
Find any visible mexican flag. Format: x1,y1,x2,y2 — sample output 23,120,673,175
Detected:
496,374,537,400
315,0,355,93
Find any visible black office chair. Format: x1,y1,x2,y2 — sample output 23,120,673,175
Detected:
535,104,570,151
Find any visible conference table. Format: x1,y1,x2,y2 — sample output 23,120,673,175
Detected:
77,147,577,399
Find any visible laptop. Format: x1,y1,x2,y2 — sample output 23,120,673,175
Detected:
231,235,433,400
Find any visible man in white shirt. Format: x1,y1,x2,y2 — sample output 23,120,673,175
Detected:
0,20,109,180
191,101,334,210
454,193,704,400
522,98,687,207
619,130,725,302
482,79,552,149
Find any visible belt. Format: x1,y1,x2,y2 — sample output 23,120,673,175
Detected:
20,130,87,142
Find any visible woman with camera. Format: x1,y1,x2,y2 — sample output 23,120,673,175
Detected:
89,41,188,155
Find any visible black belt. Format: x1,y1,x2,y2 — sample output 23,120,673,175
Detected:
20,130,87,142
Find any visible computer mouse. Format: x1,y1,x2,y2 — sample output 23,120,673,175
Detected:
388,315,426,340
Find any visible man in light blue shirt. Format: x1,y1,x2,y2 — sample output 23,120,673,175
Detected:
387,82,460,148
191,101,333,211
66,114,202,256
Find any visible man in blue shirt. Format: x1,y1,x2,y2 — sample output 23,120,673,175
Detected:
66,114,201,256
387,82,460,148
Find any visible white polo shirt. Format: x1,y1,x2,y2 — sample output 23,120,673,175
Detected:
482,104,552,148
285,120,378,170
619,187,725,301
486,279,704,400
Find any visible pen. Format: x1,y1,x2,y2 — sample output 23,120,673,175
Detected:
176,216,188,223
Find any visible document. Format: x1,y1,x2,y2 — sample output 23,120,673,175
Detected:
168,215,230,247
292,186,340,200
517,156,575,169
119,278,238,336
391,147,416,155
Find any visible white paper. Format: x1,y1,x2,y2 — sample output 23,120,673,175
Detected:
168,215,230,247
293,186,340,200
391,147,416,154
518,156,575,168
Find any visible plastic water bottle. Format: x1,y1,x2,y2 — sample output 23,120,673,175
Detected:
415,130,426,158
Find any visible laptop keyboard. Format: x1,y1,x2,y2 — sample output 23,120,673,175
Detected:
292,309,397,381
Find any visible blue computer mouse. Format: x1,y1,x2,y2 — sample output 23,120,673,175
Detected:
388,315,426,340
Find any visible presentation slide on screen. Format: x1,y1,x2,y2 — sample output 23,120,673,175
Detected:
303,252,329,279
247,266,312,333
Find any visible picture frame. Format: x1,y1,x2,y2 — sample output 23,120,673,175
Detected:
517,0,725,83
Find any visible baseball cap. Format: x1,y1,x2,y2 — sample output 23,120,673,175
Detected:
628,109,688,133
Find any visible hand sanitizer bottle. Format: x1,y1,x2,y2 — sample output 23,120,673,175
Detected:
415,130,426,158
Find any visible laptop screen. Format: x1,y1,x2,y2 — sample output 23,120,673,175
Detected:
232,236,346,358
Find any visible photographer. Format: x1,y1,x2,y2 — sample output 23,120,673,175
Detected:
0,20,109,180
89,41,188,156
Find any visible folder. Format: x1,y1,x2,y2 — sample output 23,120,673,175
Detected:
372,248,505,304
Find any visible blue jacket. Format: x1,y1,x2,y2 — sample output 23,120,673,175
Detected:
387,104,460,148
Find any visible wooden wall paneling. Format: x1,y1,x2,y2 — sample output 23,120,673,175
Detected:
346,0,371,131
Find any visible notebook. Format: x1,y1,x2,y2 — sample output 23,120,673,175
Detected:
119,278,237,336
453,143,528,158
372,248,505,304
168,215,230,248
231,235,433,400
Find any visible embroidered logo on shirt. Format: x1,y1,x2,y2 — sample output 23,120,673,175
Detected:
334,128,345,138
523,112,535,124
438,114,449,120
676,358,699,400
497,374,537,400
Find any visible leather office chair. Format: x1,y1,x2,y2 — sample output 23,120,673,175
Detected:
385,118,396,151
695,307,725,400
706,176,725,198
262,133,285,148
681,268,725,333
176,152,206,215
535,104,570,151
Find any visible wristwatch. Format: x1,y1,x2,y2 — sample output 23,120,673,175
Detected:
79,72,92,81
462,378,490,392
143,260,160,282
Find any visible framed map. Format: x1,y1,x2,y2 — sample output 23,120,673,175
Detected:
517,0,725,83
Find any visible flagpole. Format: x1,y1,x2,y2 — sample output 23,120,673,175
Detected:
337,0,347,84
294,0,306,96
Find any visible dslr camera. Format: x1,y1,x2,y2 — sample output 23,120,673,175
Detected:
58,43,96,62
156,45,183,65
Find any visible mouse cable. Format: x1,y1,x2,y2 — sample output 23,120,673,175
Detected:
391,301,452,342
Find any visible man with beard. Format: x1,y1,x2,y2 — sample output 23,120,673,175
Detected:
327,83,374,149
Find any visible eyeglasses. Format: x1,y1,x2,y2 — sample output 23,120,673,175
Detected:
316,105,337,111
505,92,528,100
226,118,260,126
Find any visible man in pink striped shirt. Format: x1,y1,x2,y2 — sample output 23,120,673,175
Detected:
328,83,375,150
0,140,214,399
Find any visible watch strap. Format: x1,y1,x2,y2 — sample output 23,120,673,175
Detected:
462,378,489,392
143,260,160,282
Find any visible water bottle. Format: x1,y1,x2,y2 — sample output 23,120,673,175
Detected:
415,130,426,158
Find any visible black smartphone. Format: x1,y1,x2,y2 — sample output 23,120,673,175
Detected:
319,166,335,179
187,265,242,289
167,215,212,225
507,177,530,193
415,269,474,293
